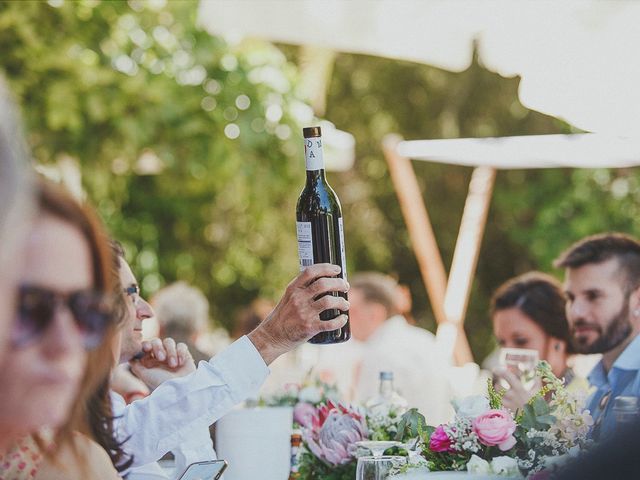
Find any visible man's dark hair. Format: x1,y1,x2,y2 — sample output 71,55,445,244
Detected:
554,233,640,291
351,272,400,317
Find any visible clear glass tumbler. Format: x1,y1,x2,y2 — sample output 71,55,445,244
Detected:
356,455,405,480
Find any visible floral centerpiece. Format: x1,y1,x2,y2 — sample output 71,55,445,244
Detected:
294,362,592,479
296,398,414,480
410,361,592,478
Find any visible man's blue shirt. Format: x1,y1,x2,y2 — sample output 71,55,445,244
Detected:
587,334,640,440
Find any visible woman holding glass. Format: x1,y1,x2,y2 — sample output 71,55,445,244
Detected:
491,271,575,411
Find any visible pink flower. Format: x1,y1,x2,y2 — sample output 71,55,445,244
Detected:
429,425,454,452
294,402,316,428
472,409,517,451
303,401,368,466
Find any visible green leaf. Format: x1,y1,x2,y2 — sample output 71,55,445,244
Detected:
395,408,427,442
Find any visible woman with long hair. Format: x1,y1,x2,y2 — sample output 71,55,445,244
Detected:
0,180,123,478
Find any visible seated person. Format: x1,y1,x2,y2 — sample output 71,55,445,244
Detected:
491,271,581,411
111,242,349,477
350,272,452,425
0,181,122,479
152,281,219,365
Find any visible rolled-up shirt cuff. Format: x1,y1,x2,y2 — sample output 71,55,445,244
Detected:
204,335,270,402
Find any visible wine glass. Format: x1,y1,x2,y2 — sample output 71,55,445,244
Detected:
498,348,539,390
354,440,402,458
356,455,406,480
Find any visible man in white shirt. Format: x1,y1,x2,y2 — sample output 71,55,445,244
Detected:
111,243,349,478
350,272,452,425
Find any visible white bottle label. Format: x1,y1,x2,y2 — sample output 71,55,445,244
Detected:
304,137,324,171
338,217,347,281
296,221,314,271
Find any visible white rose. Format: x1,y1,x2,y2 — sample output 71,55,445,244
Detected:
299,386,322,404
490,456,521,477
453,395,491,419
467,455,491,475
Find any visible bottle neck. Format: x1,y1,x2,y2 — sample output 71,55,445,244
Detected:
379,378,394,396
305,169,326,184
304,136,325,172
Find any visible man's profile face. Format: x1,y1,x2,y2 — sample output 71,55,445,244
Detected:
117,257,154,363
564,258,632,354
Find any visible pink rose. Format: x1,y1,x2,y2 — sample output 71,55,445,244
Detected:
429,425,454,452
472,409,516,451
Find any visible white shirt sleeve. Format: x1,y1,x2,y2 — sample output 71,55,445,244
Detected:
112,336,270,471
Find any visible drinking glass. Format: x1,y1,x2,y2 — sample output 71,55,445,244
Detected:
498,348,539,390
356,455,405,480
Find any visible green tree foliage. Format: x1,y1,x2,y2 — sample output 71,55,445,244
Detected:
2,1,638,360
1,0,311,330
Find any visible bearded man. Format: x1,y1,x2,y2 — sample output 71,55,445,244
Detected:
555,233,640,441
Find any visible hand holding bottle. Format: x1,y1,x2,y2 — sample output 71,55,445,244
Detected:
247,263,349,365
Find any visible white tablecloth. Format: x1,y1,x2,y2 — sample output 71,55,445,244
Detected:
394,471,518,479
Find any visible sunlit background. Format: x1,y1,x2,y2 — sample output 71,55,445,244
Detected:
2,0,640,363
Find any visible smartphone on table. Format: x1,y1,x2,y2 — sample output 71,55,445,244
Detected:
176,460,227,480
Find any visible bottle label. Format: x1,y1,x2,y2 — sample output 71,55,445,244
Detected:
296,221,314,270
304,137,324,171
338,217,347,281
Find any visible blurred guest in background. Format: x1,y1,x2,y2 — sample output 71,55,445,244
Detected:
491,271,578,411
395,282,417,326
152,281,214,364
0,79,33,362
350,272,452,425
0,180,120,478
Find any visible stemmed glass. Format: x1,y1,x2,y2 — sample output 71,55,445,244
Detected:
356,455,406,480
498,348,539,390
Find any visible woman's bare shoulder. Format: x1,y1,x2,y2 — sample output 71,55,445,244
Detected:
35,432,121,480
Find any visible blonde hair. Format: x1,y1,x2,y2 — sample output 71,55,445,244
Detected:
0,78,33,269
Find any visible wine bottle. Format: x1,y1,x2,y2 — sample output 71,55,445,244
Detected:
296,126,350,344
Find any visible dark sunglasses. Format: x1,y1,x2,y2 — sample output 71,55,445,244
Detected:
12,285,113,350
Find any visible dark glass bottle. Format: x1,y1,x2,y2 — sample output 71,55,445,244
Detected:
296,126,350,344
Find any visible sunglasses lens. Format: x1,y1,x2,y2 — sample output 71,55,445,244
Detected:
13,287,56,347
69,292,112,350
